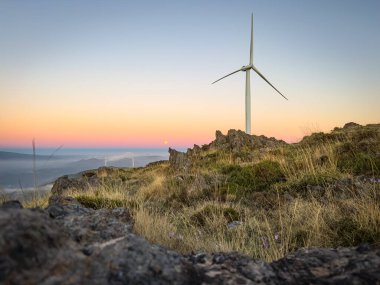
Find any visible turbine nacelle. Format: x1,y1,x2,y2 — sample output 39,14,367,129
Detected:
241,65,252,71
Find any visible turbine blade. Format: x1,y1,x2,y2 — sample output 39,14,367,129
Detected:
252,66,288,100
250,13,253,65
212,68,243,84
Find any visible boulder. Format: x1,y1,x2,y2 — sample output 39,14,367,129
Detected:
47,195,133,245
0,197,196,284
51,175,89,195
169,148,190,171
0,205,87,284
187,246,380,284
0,200,23,209
51,167,127,196
1,198,380,284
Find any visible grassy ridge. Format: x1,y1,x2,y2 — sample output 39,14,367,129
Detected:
6,123,380,261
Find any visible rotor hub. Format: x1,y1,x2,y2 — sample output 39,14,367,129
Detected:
241,65,252,71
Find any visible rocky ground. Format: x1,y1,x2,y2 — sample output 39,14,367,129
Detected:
1,196,379,285
1,122,379,284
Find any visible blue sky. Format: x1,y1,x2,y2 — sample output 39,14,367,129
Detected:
1,0,379,147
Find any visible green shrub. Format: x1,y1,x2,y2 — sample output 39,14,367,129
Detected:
332,217,380,247
352,128,379,143
336,142,380,175
76,195,124,209
278,174,338,195
222,160,285,194
300,132,342,146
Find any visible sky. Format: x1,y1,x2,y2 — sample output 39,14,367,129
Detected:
1,0,379,148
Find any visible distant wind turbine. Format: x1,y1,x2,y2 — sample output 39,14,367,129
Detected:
212,13,288,135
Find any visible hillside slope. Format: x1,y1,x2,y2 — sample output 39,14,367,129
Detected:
1,122,379,284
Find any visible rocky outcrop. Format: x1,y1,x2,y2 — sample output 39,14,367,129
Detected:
0,197,196,285
51,175,89,195
0,204,87,284
188,247,380,284
1,198,380,284
51,167,128,195
169,130,287,170
169,148,191,171
46,195,133,246
209,130,286,152
343,122,361,129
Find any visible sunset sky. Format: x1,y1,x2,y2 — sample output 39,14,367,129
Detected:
1,0,379,148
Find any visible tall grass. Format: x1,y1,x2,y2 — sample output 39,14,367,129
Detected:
3,129,379,262
62,176,379,262
6,141,63,208
56,135,380,261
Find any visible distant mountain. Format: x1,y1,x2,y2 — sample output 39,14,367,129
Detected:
107,158,132,167
107,156,167,168
0,151,52,160
0,153,169,190
64,158,105,170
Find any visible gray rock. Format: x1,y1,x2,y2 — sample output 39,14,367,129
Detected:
187,247,380,284
209,130,286,153
47,195,133,245
168,148,190,171
0,200,23,209
0,206,88,285
51,175,89,195
168,129,287,171
51,167,129,196
1,198,379,284
97,236,200,285
271,246,380,284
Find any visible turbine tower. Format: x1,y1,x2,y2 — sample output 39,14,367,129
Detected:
212,13,288,135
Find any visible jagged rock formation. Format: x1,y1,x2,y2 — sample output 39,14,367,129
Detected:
169,129,287,170
169,147,191,171
209,130,287,152
1,197,379,284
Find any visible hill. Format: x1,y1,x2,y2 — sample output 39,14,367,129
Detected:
1,122,379,284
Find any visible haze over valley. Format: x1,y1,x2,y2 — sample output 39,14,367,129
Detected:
0,149,169,191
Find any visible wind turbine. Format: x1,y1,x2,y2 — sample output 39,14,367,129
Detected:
212,13,288,135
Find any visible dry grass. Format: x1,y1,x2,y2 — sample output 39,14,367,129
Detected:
3,127,379,262
60,176,379,262
22,191,50,208
0,188,50,209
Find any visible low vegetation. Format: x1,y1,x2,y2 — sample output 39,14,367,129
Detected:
12,123,380,261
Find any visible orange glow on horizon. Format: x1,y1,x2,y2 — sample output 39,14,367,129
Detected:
1,77,378,148
0,124,310,148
